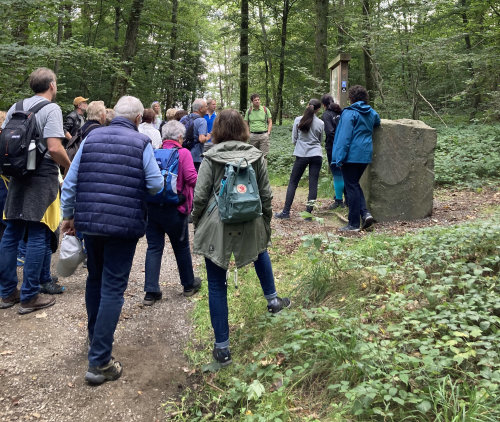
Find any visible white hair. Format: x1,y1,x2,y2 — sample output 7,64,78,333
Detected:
114,96,144,122
192,98,206,113
86,100,105,121
162,120,186,141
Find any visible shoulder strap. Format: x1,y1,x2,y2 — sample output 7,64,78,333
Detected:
15,100,24,111
81,122,100,140
29,100,51,114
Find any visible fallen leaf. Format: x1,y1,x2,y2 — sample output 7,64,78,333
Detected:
269,377,283,392
276,353,286,366
35,312,47,319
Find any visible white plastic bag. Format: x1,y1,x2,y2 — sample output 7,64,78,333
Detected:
56,234,86,277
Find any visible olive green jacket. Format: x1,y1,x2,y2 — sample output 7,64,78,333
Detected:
192,141,273,269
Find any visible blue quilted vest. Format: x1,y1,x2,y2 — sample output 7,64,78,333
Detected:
74,117,149,238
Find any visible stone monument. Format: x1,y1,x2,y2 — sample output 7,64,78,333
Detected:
360,119,437,222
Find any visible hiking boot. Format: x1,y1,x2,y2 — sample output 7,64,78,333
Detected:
361,213,374,231
212,346,232,367
183,277,201,297
85,358,123,385
18,294,55,315
267,297,291,314
143,291,162,306
329,200,345,210
40,280,65,294
338,224,360,233
0,289,20,309
274,211,290,219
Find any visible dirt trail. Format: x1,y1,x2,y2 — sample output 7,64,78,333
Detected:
0,187,498,422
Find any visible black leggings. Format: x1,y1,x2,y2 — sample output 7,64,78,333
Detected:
283,156,323,213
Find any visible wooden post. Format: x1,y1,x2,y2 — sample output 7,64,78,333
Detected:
328,53,351,108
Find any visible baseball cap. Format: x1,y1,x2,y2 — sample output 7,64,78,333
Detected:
73,96,89,106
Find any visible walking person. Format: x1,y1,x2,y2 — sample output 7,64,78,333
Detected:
275,99,324,220
61,95,163,385
332,85,380,232
192,109,290,366
143,120,201,306
321,95,346,209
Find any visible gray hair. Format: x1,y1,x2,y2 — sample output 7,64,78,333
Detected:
192,98,206,113
86,100,106,121
114,96,144,122
162,119,186,141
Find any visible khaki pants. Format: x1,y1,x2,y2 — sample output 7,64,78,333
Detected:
249,132,270,157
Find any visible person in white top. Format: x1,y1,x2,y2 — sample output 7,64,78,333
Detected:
138,108,162,149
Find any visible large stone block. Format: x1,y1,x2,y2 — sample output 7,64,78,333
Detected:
360,119,437,222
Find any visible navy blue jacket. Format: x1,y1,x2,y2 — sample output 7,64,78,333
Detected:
74,117,150,238
332,101,380,166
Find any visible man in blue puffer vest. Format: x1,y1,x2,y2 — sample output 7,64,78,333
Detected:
60,95,164,385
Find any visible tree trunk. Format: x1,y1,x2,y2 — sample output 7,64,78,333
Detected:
63,1,72,40
113,0,145,101
165,0,178,108
54,4,64,74
461,0,480,118
258,1,275,107
274,0,291,124
313,0,329,97
336,0,347,54
239,0,249,113
362,0,376,105
114,5,121,54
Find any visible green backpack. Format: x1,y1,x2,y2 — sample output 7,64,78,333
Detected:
214,158,262,224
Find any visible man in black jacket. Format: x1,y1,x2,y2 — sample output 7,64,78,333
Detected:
63,96,88,142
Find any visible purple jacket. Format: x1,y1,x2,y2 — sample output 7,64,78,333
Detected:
161,139,197,215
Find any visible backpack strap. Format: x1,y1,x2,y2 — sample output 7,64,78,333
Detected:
28,100,51,114
81,122,101,140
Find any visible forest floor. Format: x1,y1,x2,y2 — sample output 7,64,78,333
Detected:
0,186,498,422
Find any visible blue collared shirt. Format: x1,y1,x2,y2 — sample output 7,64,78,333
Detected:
204,112,216,134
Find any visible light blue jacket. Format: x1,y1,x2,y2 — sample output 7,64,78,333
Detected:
332,101,380,166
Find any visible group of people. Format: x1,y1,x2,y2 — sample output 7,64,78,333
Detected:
275,85,380,232
0,68,291,385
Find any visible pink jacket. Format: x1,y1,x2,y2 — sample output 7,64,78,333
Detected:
161,139,197,215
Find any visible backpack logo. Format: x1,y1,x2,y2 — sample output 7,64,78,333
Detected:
215,158,262,224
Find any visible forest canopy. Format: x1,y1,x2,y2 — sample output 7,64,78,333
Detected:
0,0,498,123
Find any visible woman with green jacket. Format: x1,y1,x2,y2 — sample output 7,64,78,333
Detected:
192,109,290,367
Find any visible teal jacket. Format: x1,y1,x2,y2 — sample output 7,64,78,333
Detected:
332,101,380,166
192,141,273,269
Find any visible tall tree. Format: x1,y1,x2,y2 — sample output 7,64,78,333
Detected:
313,0,329,96
362,0,376,104
165,0,179,108
239,0,249,113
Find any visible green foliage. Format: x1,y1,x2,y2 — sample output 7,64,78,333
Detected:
174,213,500,421
434,124,500,187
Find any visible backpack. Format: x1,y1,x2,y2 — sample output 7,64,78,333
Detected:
181,114,200,150
0,100,51,177
146,147,185,205
66,122,100,162
214,158,262,224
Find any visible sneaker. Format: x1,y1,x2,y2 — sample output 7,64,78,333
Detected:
143,291,162,306
183,277,201,297
18,294,55,315
212,346,232,367
329,200,345,210
17,256,25,267
40,281,65,294
85,358,123,385
267,297,291,314
338,224,360,232
0,289,20,309
274,211,290,219
361,213,374,231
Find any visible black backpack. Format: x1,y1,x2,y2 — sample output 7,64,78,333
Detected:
0,100,51,178
65,122,100,162
182,114,201,150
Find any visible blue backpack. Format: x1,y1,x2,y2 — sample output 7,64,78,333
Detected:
147,147,185,205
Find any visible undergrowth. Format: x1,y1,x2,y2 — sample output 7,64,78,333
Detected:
167,212,500,421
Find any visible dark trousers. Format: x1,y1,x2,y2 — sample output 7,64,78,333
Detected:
283,156,323,213
84,234,138,367
341,163,369,228
144,204,195,292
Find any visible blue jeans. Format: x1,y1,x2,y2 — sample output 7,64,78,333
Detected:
341,163,369,228
144,204,195,292
205,251,277,348
0,220,52,302
84,234,138,367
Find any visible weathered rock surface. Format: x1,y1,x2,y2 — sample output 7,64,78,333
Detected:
360,118,437,221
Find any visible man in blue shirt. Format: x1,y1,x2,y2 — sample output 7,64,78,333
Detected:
61,95,163,386
203,98,216,152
